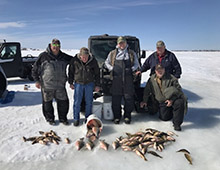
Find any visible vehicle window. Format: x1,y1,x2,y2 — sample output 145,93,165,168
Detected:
90,39,139,63
0,45,17,59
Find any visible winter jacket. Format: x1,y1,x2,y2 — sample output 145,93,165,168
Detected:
68,54,100,86
105,45,140,72
143,73,188,114
141,50,182,78
32,44,72,90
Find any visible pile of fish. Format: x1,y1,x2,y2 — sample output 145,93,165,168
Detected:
75,128,192,164
111,128,177,161
22,130,70,145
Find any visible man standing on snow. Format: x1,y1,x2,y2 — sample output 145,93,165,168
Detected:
68,47,100,126
105,36,140,124
136,41,182,79
32,39,72,125
140,64,187,131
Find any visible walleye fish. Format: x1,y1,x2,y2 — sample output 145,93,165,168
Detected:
86,140,94,151
184,153,193,165
99,140,109,151
92,126,100,137
32,136,45,145
133,149,148,161
167,131,178,137
38,140,47,145
75,138,85,150
141,146,148,155
121,145,133,151
65,138,70,144
52,138,59,145
112,141,120,150
147,150,163,159
177,149,190,154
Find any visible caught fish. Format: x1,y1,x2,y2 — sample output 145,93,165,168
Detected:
166,136,175,142
184,153,193,165
89,134,97,142
86,140,94,151
141,146,148,155
52,139,59,145
99,140,109,151
39,140,47,145
112,141,120,150
92,126,100,137
147,150,163,159
121,145,133,151
167,131,178,137
177,149,190,154
133,149,148,161
75,138,85,150
22,136,27,142
65,138,70,144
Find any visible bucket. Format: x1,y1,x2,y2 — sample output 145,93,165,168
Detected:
86,114,103,130
92,101,103,119
103,102,114,120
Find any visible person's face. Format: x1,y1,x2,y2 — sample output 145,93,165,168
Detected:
155,68,165,78
156,46,165,56
118,41,127,50
80,54,89,63
51,43,60,55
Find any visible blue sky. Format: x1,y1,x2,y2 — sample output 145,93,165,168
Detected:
0,0,219,50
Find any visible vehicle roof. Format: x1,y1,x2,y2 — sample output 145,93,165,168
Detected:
88,34,139,40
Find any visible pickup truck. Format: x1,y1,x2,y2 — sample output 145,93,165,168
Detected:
0,40,38,80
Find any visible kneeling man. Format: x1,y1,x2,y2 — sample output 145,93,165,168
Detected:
141,64,187,131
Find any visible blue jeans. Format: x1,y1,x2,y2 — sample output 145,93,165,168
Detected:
73,82,94,120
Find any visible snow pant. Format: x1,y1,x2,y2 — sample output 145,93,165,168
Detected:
158,98,184,126
112,94,134,120
41,88,69,122
73,82,94,121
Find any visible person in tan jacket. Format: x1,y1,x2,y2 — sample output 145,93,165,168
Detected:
141,64,187,131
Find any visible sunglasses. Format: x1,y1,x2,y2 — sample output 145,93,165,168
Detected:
52,44,60,47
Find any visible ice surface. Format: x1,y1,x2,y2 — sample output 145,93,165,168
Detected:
0,50,220,170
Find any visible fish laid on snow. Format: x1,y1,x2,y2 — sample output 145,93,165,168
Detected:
112,140,120,150
75,138,85,150
176,149,190,154
99,140,109,151
65,138,70,144
184,153,193,165
147,150,163,159
133,149,148,161
86,140,94,151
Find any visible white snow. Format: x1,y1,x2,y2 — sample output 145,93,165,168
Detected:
0,50,220,170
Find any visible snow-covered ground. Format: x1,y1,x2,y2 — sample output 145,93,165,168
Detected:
0,51,220,170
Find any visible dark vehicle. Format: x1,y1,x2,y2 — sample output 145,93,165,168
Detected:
88,34,146,112
0,40,37,80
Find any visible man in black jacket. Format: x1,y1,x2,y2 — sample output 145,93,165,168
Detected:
136,41,182,79
68,47,100,126
32,39,72,125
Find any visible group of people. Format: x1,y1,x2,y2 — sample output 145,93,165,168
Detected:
32,37,187,131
